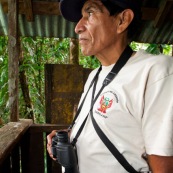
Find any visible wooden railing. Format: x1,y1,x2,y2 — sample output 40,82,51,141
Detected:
0,119,68,173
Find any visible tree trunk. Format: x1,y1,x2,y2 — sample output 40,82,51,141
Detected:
69,38,79,65
19,52,34,121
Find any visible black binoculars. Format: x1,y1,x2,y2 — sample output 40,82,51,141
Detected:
51,131,79,173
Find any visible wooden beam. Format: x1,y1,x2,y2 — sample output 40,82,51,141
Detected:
29,124,69,133
32,1,60,15
23,0,34,21
1,1,61,15
8,0,20,122
154,0,173,27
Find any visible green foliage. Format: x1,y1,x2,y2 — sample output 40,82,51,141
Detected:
0,36,9,124
79,54,100,69
130,42,172,56
0,36,172,125
145,44,161,54
161,44,172,55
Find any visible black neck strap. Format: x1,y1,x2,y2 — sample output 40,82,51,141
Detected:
68,66,102,131
70,45,133,146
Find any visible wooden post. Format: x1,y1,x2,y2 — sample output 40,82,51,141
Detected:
69,38,79,65
8,0,20,122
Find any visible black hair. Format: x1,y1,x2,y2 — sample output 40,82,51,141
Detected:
101,0,142,41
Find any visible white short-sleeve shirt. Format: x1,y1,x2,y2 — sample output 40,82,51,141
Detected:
70,50,173,173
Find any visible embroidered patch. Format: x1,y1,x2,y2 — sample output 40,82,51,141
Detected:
97,96,113,113
95,91,119,118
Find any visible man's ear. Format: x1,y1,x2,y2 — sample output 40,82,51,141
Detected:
117,9,134,34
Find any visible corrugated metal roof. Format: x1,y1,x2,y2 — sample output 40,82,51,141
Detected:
0,2,77,38
136,21,173,44
18,14,77,38
0,0,173,44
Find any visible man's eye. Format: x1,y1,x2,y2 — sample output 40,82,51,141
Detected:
88,11,93,16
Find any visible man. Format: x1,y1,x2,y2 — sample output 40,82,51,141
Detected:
47,0,173,172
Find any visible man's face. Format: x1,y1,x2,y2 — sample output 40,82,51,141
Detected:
75,0,119,56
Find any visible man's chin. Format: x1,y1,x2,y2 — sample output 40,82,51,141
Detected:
81,50,93,57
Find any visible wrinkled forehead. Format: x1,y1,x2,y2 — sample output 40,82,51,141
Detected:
82,0,104,12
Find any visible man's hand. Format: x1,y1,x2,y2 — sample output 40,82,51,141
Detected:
47,130,57,160
47,129,69,160
148,154,173,173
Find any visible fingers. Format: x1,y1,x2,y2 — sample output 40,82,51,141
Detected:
46,129,69,161
47,130,57,160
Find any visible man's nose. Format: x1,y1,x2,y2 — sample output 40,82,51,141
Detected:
75,18,85,34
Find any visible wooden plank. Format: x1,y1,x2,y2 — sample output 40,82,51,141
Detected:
21,131,44,173
20,130,30,173
0,119,33,164
45,64,84,125
11,145,20,173
23,0,33,21
29,133,44,173
0,156,11,173
45,64,53,124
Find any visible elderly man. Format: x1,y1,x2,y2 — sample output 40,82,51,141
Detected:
47,0,173,172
